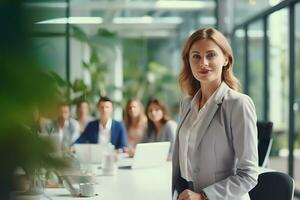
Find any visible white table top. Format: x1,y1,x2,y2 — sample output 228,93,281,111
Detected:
42,162,172,200
15,164,274,200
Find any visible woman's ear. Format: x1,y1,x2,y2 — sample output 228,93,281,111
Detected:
224,57,229,66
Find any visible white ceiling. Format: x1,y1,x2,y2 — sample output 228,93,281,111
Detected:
26,0,216,38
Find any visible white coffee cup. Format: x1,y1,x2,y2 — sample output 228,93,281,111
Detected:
102,154,116,176
79,183,94,197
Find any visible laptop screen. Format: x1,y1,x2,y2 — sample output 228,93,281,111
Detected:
129,142,171,169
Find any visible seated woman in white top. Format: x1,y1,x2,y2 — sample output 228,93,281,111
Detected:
142,98,177,159
75,100,94,134
124,98,147,148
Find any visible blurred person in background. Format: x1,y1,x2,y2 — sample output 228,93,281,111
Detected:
124,98,147,156
27,106,50,134
76,97,127,151
46,102,80,150
142,98,177,159
172,27,258,200
76,100,94,134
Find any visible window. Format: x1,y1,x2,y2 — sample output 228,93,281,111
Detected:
32,37,67,79
268,9,289,173
233,29,246,91
294,2,300,193
248,21,264,120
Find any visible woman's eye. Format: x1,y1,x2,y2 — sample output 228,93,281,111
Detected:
192,54,200,59
207,52,216,59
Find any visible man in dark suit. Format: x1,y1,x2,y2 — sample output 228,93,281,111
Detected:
75,97,127,150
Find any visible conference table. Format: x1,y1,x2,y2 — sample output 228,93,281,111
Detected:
16,162,273,200
42,162,172,200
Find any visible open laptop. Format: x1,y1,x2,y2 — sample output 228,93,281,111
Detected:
118,142,170,169
74,144,104,164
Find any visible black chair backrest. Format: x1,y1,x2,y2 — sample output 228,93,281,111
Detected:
249,172,295,200
257,121,273,167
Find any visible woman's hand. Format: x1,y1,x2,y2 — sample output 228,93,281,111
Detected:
178,189,202,200
123,147,135,157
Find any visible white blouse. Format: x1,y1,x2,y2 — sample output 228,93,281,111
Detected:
179,89,217,182
98,118,112,145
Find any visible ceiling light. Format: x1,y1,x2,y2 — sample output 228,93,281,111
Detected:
36,17,103,24
113,16,182,24
199,17,216,25
155,1,208,9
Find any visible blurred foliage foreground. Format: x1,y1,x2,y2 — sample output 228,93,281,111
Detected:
0,2,67,199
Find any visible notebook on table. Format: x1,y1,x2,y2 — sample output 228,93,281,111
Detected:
118,142,170,169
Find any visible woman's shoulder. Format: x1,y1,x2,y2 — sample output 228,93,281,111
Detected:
222,88,256,111
225,88,254,104
163,120,178,133
165,120,177,127
140,115,148,124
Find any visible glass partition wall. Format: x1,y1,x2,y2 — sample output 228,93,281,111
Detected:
232,29,246,91
295,2,300,194
27,1,68,79
268,8,289,173
232,1,300,197
248,21,264,121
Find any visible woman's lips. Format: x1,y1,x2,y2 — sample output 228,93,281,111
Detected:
198,69,210,74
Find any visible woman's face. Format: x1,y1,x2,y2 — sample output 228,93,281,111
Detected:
77,102,89,116
128,100,141,118
189,39,228,86
147,103,163,123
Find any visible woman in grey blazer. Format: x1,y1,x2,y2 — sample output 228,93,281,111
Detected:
172,27,258,200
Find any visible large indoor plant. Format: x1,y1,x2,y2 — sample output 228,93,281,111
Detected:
0,1,67,199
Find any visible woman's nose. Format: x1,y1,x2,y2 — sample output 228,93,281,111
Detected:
150,110,156,115
199,57,208,66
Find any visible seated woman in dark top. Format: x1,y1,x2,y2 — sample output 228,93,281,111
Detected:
142,98,177,159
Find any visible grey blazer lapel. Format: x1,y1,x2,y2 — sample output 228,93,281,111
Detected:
177,105,191,134
194,82,229,149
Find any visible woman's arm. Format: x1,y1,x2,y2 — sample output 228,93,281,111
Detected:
202,96,259,200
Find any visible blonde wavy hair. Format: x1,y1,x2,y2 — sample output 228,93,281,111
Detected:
178,27,240,97
124,98,146,130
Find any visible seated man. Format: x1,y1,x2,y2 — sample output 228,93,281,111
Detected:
75,97,127,151
46,102,80,150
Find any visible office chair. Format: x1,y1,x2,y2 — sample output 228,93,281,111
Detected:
257,121,273,167
249,172,295,200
